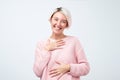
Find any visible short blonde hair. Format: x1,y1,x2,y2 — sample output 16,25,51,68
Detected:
50,7,72,28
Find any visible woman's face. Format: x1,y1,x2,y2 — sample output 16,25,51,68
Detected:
50,12,68,35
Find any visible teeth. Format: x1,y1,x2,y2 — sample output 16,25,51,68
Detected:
56,27,61,30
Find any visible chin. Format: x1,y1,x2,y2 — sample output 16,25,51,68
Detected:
53,31,61,35
54,32,61,35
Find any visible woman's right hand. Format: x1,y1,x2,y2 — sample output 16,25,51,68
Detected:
45,39,65,51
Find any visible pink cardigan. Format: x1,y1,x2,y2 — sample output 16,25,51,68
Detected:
33,36,90,80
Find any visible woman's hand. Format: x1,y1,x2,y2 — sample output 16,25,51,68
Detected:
45,39,65,51
49,61,70,77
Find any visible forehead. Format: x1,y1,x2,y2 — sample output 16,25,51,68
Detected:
52,12,67,20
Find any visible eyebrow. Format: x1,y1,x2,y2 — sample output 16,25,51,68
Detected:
52,17,67,21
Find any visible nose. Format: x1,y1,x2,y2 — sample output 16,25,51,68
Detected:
56,21,61,26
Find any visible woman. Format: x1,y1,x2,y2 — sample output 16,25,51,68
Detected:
33,7,90,80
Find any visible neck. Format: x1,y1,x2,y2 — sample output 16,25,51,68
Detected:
50,33,66,40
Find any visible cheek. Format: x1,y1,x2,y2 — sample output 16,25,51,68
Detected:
50,20,56,26
61,23,67,28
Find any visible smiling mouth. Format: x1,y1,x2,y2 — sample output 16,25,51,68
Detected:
54,26,62,30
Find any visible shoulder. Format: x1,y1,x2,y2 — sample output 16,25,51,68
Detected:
67,35,83,47
67,35,80,42
36,38,48,47
67,36,84,50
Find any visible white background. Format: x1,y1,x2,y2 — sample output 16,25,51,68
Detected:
0,0,120,80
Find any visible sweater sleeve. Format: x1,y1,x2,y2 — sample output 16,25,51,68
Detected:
33,41,50,78
69,38,90,77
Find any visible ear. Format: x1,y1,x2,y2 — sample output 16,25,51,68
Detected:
49,18,52,23
48,18,50,21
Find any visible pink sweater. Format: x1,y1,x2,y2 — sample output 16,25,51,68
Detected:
33,36,90,80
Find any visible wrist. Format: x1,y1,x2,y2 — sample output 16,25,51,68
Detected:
66,64,70,72
44,46,50,51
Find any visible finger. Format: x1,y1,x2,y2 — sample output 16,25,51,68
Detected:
56,41,65,47
57,42,65,47
57,40,65,43
56,39,63,42
54,47,63,50
58,40,65,44
55,61,62,65
56,40,65,44
55,61,66,66
49,70,57,75
49,69,58,75
49,68,57,72
50,72,61,77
